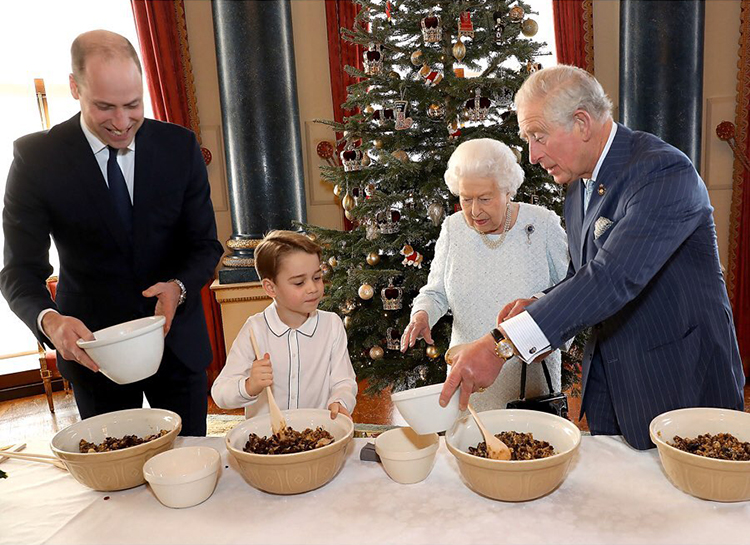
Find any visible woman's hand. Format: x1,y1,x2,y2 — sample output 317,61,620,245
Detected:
244,352,273,397
400,311,433,352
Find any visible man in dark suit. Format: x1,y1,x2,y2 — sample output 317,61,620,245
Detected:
0,30,223,435
440,65,744,449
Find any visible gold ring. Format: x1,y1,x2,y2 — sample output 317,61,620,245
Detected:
477,387,487,393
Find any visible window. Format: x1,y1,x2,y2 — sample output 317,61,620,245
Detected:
0,1,152,364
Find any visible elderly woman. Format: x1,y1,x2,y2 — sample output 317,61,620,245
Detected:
401,138,569,411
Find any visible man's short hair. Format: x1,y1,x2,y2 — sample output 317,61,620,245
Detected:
71,30,142,85
515,65,613,129
254,230,322,281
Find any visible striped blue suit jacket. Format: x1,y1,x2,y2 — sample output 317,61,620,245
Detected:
527,123,745,449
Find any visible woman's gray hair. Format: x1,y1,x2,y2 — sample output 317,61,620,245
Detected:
444,138,524,198
514,65,613,130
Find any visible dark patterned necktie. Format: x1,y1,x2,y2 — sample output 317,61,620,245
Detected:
107,146,133,236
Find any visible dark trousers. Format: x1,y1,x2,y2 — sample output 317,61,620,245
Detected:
582,347,622,437
61,346,208,436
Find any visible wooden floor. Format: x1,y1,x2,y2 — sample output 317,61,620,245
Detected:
2,385,749,447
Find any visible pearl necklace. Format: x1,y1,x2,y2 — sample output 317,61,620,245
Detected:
476,201,512,250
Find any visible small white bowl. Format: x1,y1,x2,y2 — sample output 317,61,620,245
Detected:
375,427,439,484
143,446,221,508
77,316,165,384
391,383,460,435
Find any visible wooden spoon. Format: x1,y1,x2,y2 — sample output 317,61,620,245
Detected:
467,403,511,461
0,450,68,470
248,327,287,436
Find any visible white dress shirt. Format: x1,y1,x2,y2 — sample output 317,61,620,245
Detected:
36,117,137,335
504,121,618,362
211,302,358,419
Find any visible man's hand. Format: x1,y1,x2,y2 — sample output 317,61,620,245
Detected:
496,298,535,325
400,310,433,352
244,353,273,397
439,333,505,411
142,281,181,335
328,402,351,420
41,312,98,372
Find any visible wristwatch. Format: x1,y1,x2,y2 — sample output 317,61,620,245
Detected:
170,278,187,306
490,328,517,360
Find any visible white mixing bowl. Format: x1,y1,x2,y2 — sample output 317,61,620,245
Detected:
77,316,165,384
391,383,460,435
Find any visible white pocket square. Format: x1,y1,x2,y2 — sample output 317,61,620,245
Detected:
594,217,614,239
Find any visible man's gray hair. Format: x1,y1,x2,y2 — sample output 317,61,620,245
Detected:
444,138,524,198
514,65,613,129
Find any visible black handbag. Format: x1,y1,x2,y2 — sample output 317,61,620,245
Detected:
506,359,568,419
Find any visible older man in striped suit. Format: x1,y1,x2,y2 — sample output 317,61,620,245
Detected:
441,65,745,450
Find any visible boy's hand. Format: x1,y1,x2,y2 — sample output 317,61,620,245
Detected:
245,353,273,397
328,402,351,420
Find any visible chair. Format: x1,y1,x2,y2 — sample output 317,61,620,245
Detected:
37,276,70,413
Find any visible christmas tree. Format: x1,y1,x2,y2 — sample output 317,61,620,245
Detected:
303,0,570,394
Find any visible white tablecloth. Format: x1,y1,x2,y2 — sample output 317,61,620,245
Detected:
1,436,749,545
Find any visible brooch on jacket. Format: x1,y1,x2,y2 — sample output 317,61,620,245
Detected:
524,224,535,245
594,217,614,240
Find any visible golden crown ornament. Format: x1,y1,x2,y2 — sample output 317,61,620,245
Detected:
363,43,383,76
381,279,403,310
464,88,494,122
421,12,442,43
386,327,401,350
340,142,363,172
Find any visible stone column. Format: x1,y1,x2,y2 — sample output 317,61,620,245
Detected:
212,0,307,283
619,0,705,170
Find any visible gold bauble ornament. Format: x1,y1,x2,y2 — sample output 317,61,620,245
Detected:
392,150,409,162
343,316,352,329
426,345,441,359
388,70,401,80
306,232,317,242
364,105,375,114
452,39,466,62
373,139,384,150
333,184,342,197
328,256,338,267
366,252,381,266
369,346,384,360
521,18,538,37
320,263,331,277
361,153,371,166
345,209,355,221
509,6,525,22
410,49,423,66
342,193,355,211
358,283,375,300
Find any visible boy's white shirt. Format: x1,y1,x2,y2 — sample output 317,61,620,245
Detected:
211,301,358,419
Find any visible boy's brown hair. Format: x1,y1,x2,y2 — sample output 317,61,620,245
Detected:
254,230,322,281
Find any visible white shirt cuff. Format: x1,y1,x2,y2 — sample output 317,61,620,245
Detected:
37,308,58,340
238,377,258,402
531,292,546,300
501,311,551,363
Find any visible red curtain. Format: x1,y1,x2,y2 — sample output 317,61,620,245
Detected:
131,0,226,384
325,0,362,231
552,0,594,73
728,1,750,376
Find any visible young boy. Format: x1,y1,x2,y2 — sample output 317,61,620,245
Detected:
211,230,357,420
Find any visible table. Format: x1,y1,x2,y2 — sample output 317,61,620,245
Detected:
2,436,748,544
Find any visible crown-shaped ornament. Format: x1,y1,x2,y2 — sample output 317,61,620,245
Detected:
421,12,442,43
376,209,401,234
386,327,401,350
381,279,403,310
363,43,383,76
340,142,363,172
464,88,494,122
